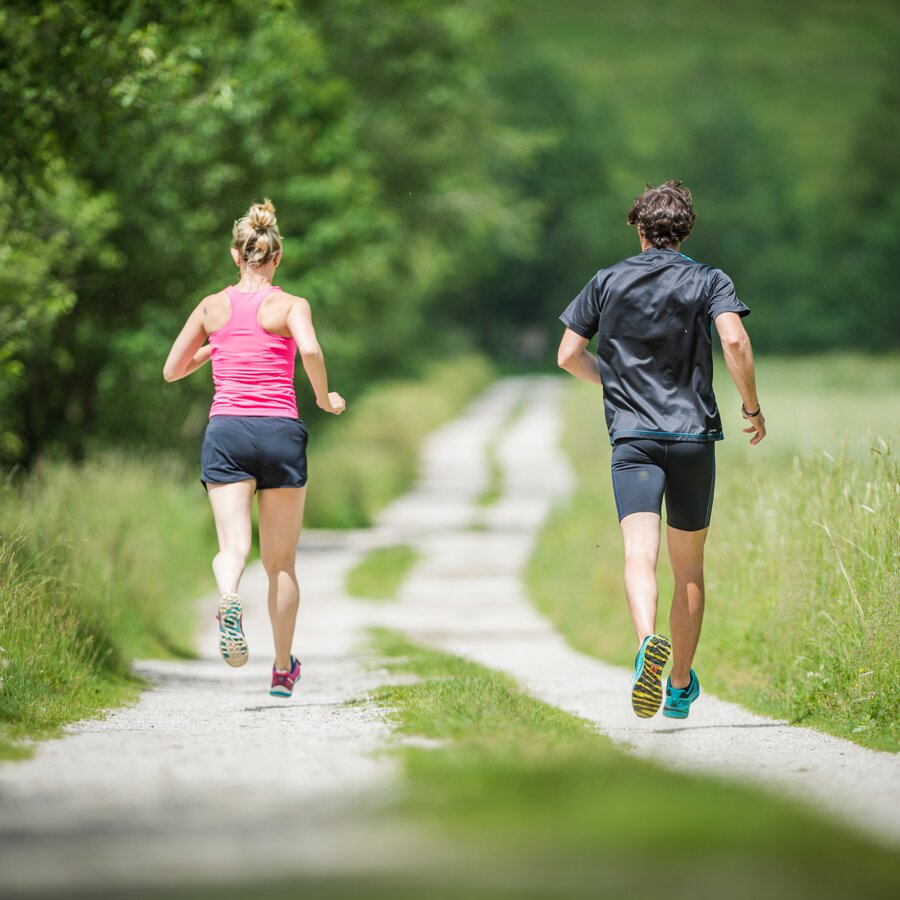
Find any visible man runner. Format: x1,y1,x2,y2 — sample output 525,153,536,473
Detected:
556,180,766,720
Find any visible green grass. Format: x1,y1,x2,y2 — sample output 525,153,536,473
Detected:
304,354,494,528
527,355,900,751
125,631,894,899
345,544,420,601
0,454,213,758
359,630,900,899
0,355,493,758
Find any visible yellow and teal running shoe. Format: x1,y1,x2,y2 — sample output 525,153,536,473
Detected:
630,633,671,718
663,669,700,719
217,592,248,668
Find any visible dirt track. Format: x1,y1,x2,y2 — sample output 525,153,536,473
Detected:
0,377,897,895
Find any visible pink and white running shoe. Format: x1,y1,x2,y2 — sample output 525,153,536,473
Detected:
270,656,301,698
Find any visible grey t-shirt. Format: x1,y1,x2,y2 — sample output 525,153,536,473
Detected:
560,248,749,444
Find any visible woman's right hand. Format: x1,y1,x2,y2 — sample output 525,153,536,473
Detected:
318,391,346,415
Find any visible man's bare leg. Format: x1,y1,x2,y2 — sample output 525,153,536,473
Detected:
620,512,662,642
667,525,708,688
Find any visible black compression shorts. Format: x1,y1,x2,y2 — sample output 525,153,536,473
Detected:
201,415,308,491
610,439,715,532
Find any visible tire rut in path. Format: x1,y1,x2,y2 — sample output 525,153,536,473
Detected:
368,375,900,846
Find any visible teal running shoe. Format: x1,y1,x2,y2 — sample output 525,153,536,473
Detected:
663,669,700,719
630,634,671,718
217,591,248,668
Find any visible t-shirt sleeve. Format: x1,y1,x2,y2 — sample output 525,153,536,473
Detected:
559,274,602,339
707,268,750,319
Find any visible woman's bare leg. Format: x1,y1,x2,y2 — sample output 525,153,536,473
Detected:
207,481,256,595
258,487,306,670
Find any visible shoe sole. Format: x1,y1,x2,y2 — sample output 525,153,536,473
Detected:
218,594,248,668
631,634,671,718
269,687,293,698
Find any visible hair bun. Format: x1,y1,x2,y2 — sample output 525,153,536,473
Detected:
246,198,277,231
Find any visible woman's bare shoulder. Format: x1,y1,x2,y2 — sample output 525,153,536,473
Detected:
279,292,312,315
279,290,310,306
198,289,230,311
197,290,231,332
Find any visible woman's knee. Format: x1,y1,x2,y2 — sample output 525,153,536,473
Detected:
217,539,251,563
262,555,297,578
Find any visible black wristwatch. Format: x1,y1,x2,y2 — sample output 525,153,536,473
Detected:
741,403,761,418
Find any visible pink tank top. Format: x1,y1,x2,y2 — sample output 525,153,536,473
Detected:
208,286,298,418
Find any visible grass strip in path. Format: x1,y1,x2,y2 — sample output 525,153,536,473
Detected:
475,394,527,509
527,355,900,751
364,630,898,900
345,544,420,601
99,630,900,900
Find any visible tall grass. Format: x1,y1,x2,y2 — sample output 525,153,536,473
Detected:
0,355,494,755
528,355,900,751
0,455,213,757
304,354,494,527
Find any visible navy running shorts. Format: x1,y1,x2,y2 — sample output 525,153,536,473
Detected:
610,439,715,532
201,415,308,491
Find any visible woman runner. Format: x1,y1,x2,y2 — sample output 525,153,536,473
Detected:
163,198,345,697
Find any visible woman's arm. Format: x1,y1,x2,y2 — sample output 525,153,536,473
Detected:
163,304,208,382
286,297,345,414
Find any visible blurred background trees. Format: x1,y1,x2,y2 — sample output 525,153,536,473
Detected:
1,0,897,468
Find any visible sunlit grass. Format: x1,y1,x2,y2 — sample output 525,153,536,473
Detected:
345,545,420,601
528,355,900,750
358,630,900,899
0,355,494,757
0,454,213,757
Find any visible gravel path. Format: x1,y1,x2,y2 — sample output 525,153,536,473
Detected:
0,533,418,895
369,377,900,845
1,375,897,895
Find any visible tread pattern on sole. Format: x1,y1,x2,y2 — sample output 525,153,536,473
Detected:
218,593,248,668
631,634,671,718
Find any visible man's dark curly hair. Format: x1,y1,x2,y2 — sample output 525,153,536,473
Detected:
626,180,696,248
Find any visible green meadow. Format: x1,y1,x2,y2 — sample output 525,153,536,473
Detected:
528,355,900,751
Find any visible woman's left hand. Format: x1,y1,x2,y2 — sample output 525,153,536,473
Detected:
318,391,346,415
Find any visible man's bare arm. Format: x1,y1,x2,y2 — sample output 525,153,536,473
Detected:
714,312,766,445
557,328,601,385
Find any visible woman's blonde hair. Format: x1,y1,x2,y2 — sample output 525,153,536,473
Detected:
232,198,282,267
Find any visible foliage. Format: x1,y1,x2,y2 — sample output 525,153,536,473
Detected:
528,356,900,751
478,0,900,354
0,0,540,467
